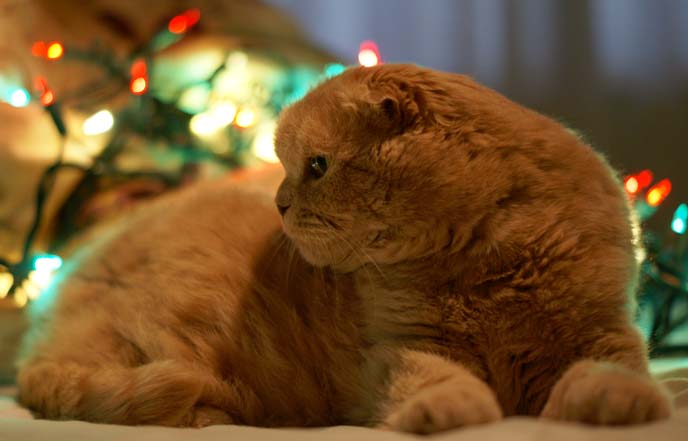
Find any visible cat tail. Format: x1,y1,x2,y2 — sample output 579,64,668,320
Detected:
16,359,204,425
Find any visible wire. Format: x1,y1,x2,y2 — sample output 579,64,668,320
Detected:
0,257,11,269
21,137,67,261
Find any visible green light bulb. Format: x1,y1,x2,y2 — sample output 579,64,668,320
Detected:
672,203,687,235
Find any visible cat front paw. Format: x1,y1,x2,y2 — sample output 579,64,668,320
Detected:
384,377,503,434
541,360,673,425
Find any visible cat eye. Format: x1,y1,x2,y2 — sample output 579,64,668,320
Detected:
309,156,328,178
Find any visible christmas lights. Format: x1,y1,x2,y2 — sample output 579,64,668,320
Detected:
672,204,688,235
35,76,55,106
235,108,256,128
129,59,148,95
251,121,280,164
168,9,201,35
82,110,114,136
9,88,30,107
46,42,64,60
0,7,339,307
646,178,672,207
624,169,653,196
358,40,381,67
31,41,64,60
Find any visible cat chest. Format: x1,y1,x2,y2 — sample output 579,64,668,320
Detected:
359,286,486,349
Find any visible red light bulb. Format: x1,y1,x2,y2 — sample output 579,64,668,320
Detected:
34,76,55,106
635,169,653,190
129,59,148,95
31,41,47,57
168,8,201,34
358,40,381,67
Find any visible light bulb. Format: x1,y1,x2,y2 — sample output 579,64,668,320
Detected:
251,122,279,163
235,108,256,128
82,110,114,135
9,88,30,107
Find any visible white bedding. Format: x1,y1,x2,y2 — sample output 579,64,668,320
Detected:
2,365,688,441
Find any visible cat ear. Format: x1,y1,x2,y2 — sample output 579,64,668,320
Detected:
337,71,425,133
366,81,422,131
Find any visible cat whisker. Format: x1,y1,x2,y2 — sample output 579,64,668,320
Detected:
315,214,345,231
285,239,298,290
259,232,290,279
356,246,386,282
329,229,386,282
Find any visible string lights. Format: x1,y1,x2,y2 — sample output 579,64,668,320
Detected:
31,41,64,60
0,8,355,307
622,169,687,355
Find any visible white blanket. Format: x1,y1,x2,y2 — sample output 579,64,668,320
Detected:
2,366,687,441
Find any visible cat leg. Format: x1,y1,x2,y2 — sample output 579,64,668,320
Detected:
378,349,502,434
541,329,673,424
178,375,264,428
17,358,246,427
17,359,205,425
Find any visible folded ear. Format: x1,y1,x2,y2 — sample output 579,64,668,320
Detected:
365,80,423,132
338,71,425,135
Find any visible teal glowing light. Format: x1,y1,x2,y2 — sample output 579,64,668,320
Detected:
324,63,346,78
177,83,212,114
9,88,30,107
672,203,688,235
34,254,63,273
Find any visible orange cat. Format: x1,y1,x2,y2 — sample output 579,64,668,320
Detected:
17,64,672,433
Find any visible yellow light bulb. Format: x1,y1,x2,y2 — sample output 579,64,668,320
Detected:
82,110,114,136
13,288,28,308
213,102,238,126
235,108,256,128
189,102,238,138
22,279,42,300
251,122,279,163
0,272,13,298
46,42,64,60
190,112,219,136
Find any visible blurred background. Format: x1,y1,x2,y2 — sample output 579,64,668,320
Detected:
266,0,688,231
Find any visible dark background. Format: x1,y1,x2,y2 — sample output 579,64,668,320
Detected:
266,0,688,231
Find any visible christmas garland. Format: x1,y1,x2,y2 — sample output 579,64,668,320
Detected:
0,8,347,305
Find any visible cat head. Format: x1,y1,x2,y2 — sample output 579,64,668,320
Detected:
274,64,534,271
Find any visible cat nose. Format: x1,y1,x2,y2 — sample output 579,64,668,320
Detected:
277,204,290,216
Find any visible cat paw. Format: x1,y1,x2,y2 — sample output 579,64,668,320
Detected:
184,406,235,428
384,377,503,434
541,360,673,425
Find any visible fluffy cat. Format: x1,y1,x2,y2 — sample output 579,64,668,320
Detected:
17,64,672,433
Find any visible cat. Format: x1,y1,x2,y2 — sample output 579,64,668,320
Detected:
16,64,672,433
0,0,330,380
